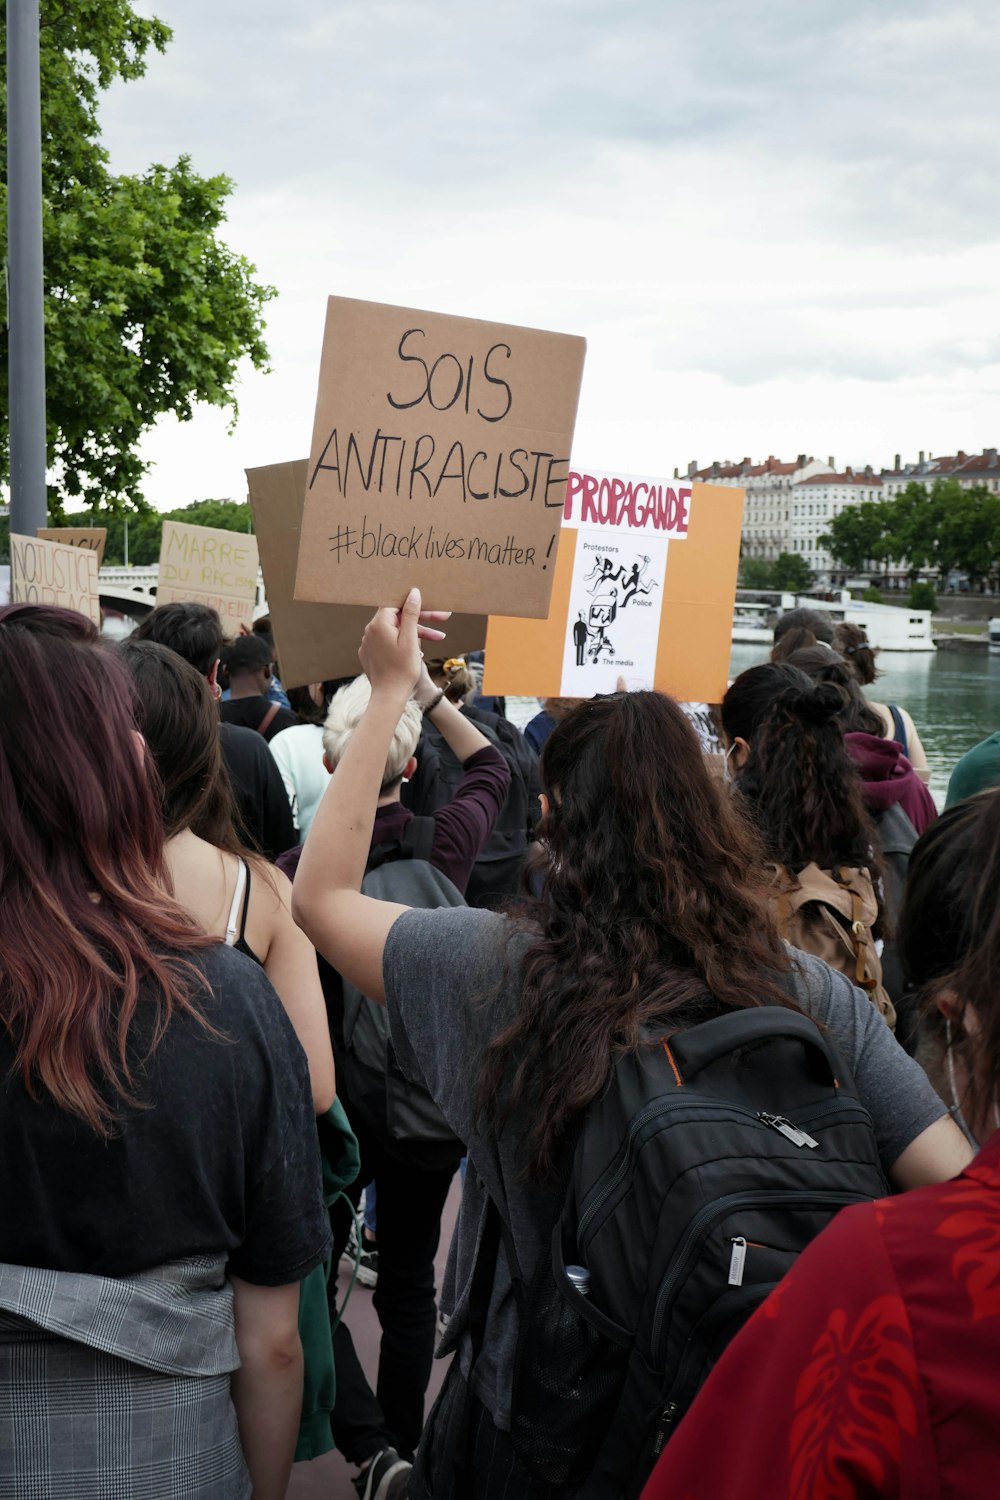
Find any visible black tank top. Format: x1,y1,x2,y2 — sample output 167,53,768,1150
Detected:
224,858,264,967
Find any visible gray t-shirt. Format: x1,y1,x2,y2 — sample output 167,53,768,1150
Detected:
384,906,947,1429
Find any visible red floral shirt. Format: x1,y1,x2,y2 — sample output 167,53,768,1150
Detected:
642,1133,1000,1500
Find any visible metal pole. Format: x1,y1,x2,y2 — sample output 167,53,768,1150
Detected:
6,0,48,534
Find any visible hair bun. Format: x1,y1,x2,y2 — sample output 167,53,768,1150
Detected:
784,680,844,727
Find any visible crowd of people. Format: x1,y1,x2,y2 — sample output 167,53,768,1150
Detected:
1,588,998,1500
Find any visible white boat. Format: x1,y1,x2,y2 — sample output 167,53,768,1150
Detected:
733,590,936,653
732,592,795,644
989,618,1000,653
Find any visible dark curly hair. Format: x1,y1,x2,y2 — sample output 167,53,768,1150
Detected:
476,691,796,1178
722,664,879,874
783,646,884,736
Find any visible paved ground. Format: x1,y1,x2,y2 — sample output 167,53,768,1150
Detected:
287,1175,461,1499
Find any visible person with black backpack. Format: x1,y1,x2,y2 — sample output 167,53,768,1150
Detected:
641,789,1000,1500
280,661,509,1500
292,592,970,1500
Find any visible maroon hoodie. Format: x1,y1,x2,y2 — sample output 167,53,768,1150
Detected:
844,731,937,835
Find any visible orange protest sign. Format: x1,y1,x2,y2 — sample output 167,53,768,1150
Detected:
482,476,744,704
295,297,586,618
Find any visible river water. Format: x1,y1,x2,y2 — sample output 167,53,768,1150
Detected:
730,643,999,806
508,646,998,808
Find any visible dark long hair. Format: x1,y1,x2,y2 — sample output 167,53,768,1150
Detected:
771,608,834,662
477,692,795,1178
899,790,1000,1126
784,646,885,736
118,638,244,852
0,605,212,1134
833,621,879,686
722,663,879,873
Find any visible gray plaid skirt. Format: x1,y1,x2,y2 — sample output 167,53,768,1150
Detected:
0,1257,251,1500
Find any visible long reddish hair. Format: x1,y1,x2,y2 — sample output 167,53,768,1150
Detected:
0,604,213,1134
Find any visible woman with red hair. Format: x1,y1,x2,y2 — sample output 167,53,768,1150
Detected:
0,604,331,1500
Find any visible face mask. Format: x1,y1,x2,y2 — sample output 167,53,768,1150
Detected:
723,743,737,785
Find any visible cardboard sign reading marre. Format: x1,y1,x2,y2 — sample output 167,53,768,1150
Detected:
10,533,101,626
157,521,259,631
248,458,487,688
37,527,108,568
295,298,586,617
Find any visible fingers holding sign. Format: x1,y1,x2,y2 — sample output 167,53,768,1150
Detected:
360,589,450,701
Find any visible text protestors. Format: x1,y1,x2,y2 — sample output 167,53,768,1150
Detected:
295,298,586,617
10,533,101,626
483,472,744,704
157,520,260,632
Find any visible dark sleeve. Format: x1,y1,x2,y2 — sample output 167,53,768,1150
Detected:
227,976,333,1286
428,745,511,893
255,740,297,859
265,708,300,740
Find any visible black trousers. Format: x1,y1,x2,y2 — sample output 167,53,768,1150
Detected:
329,1108,459,1463
408,1365,565,1500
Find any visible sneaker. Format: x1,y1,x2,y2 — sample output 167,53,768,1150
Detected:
341,1223,379,1289
353,1447,411,1500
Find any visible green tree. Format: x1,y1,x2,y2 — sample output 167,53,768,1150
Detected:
908,582,937,613
739,557,776,589
75,496,253,564
882,482,945,581
771,551,814,592
818,500,889,575
938,485,1000,591
0,1,275,515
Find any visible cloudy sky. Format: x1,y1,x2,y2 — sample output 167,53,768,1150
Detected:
101,0,1000,509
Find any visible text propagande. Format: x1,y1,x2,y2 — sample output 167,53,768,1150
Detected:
328,515,548,570
564,470,691,534
309,427,569,509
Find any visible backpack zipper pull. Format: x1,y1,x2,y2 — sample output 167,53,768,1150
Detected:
727,1236,747,1286
652,1401,679,1456
758,1112,819,1149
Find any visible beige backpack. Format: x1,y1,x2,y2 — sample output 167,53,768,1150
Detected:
768,863,896,1030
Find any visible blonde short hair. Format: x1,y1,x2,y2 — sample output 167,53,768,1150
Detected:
322,675,421,790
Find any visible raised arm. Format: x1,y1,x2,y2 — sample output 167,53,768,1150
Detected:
413,662,493,762
292,592,446,1003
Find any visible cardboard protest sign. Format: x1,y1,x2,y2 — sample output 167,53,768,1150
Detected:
482,474,744,704
248,457,487,688
295,297,586,618
157,520,259,632
37,526,108,569
9,533,101,627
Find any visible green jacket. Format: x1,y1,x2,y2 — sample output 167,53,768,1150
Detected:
296,1098,360,1462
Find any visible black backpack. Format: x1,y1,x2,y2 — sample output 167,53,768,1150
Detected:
473,1005,888,1498
336,817,466,1171
402,705,541,909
